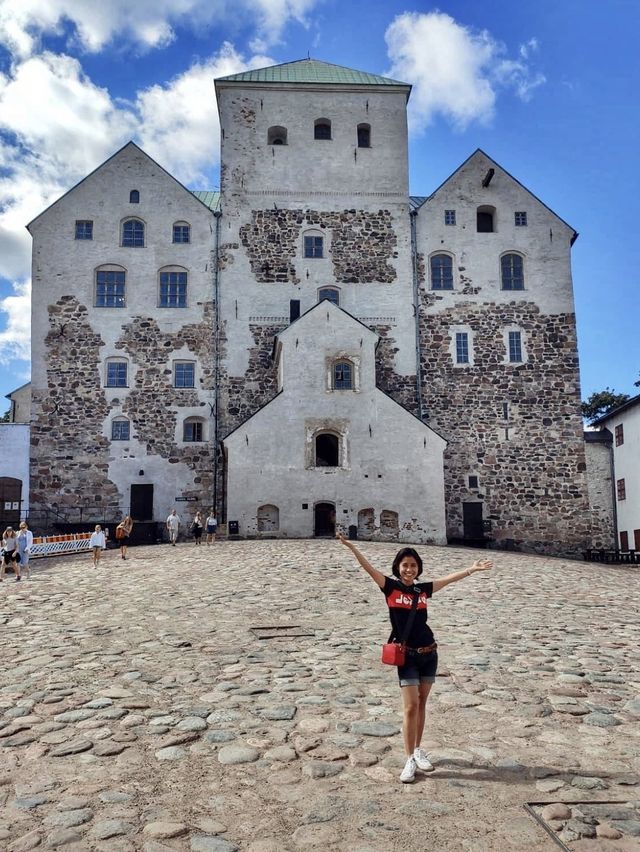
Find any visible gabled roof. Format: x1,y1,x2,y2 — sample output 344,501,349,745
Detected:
415,148,578,243
591,392,640,425
191,191,220,211
274,298,379,354
26,141,215,231
215,58,410,90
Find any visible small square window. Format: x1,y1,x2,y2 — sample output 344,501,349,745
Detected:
174,362,195,388
173,224,190,244
615,424,624,446
304,236,323,258
112,420,130,441
617,478,626,500
456,332,469,364
444,210,456,225
75,220,93,240
515,212,527,226
106,362,127,388
508,331,523,363
469,475,479,489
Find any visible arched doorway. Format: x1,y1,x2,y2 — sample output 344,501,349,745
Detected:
314,502,335,537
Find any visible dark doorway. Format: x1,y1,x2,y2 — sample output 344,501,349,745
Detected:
130,484,154,521
0,477,22,528
463,502,484,540
314,502,335,537
315,433,339,466
477,210,494,232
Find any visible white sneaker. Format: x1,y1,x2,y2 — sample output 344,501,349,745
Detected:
413,748,434,771
400,756,417,783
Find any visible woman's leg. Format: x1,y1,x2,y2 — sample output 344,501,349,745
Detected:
401,685,421,755
13,557,20,580
415,682,433,747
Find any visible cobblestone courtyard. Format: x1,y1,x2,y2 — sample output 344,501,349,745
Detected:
1,540,639,851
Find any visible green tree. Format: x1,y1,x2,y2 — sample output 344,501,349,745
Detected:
582,388,630,424
0,408,10,422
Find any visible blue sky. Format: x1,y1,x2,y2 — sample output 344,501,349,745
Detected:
0,0,638,414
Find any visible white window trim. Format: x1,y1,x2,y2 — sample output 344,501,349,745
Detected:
503,327,527,365
449,326,474,367
326,354,360,392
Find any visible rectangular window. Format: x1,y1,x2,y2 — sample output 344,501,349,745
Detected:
502,402,509,420
469,475,479,489
173,224,190,244
112,420,130,440
615,424,624,446
617,478,626,500
96,270,125,307
159,271,187,307
184,421,203,442
508,331,523,363
75,220,93,240
620,530,629,551
444,210,456,225
515,211,528,226
304,236,323,258
174,362,195,388
456,332,469,364
106,362,127,387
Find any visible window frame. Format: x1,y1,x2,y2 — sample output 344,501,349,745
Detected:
508,330,523,363
357,123,371,148
105,359,128,388
501,252,525,291
111,418,131,441
455,332,469,364
267,125,287,145
122,218,145,248
318,286,339,305
444,210,456,226
174,361,195,388
314,118,332,140
333,360,353,390
617,478,626,501
304,235,324,258
477,205,496,233
75,220,93,240
159,268,188,308
615,424,624,446
172,222,191,244
514,211,528,227
430,253,454,290
183,417,204,443
129,190,140,204
95,267,126,308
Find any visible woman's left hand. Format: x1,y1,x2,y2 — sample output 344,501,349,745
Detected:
470,559,493,573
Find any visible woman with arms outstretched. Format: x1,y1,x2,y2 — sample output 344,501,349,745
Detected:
337,534,492,783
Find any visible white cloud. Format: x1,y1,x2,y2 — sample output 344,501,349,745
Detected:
0,0,317,59
0,280,31,365
385,11,545,133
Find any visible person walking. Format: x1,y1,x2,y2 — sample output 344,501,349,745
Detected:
90,524,106,567
191,511,203,545
205,510,217,544
16,521,33,579
115,515,134,560
1,526,21,582
337,533,492,783
166,509,180,545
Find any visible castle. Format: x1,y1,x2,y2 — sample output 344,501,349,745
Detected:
27,59,598,554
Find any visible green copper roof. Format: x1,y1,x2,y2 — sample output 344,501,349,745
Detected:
191,190,220,211
216,59,409,88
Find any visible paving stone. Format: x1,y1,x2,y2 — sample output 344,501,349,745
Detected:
190,837,238,852
91,819,136,840
142,822,188,838
49,739,93,757
217,745,260,765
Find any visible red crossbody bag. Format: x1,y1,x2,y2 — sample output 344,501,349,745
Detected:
381,589,420,666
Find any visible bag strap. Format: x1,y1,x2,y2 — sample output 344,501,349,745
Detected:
388,588,420,645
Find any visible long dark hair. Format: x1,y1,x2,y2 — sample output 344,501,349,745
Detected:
391,547,423,578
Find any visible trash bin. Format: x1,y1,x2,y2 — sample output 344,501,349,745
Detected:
348,525,358,540
228,520,239,535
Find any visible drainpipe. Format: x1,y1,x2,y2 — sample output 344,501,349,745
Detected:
409,208,424,419
608,437,618,549
212,208,222,514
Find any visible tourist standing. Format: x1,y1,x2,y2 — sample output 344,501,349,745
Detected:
115,515,134,560
166,509,180,545
90,525,106,567
205,510,217,544
337,533,492,783
16,522,33,579
1,526,20,582
191,511,203,545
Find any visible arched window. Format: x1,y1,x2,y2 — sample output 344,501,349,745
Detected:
314,119,332,140
268,126,287,145
172,222,190,244
183,417,205,442
111,417,130,441
333,360,353,390
477,205,495,232
129,190,140,203
95,265,126,307
357,123,371,148
315,432,339,467
430,254,454,290
159,266,188,307
105,358,128,388
501,253,524,290
122,218,145,247
357,508,375,538
257,504,279,532
318,287,339,305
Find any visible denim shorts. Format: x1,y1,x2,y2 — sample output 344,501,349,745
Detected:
398,651,438,687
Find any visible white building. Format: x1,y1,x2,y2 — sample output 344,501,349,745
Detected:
593,394,640,551
25,59,596,553
0,382,30,526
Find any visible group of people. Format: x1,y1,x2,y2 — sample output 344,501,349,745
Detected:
1,522,34,582
166,509,217,545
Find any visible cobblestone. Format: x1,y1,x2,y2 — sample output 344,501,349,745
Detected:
1,540,639,850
